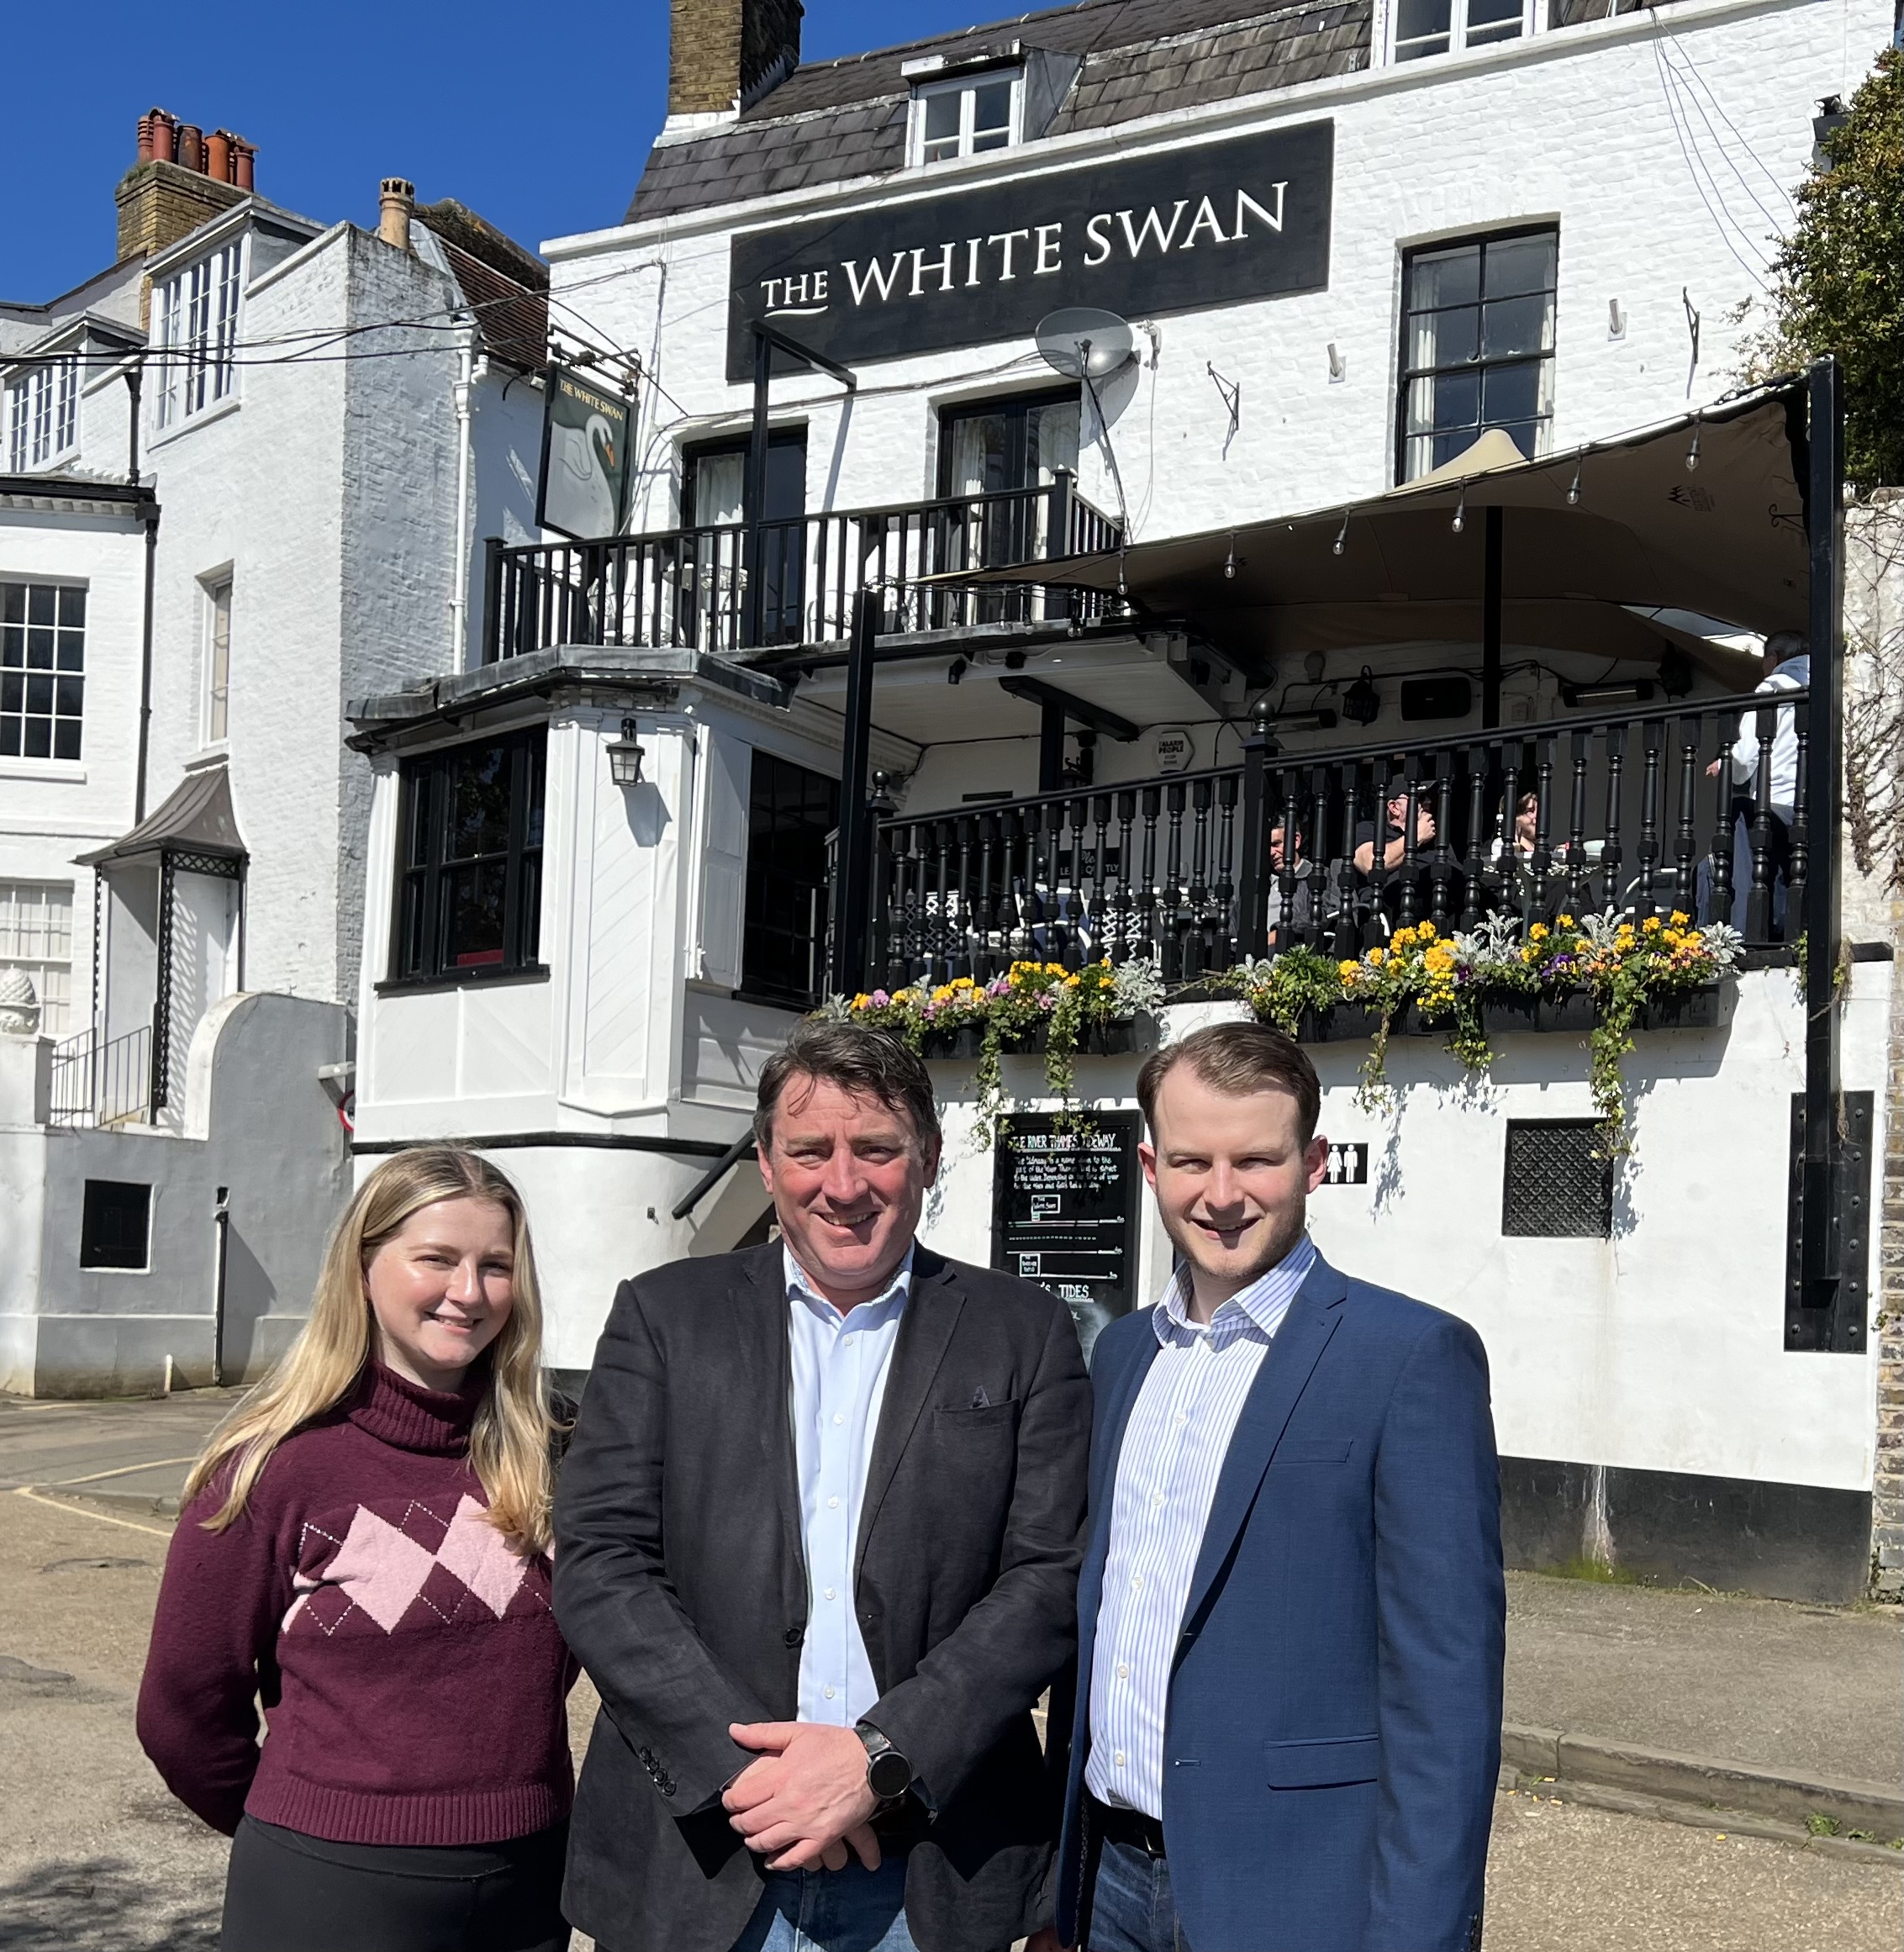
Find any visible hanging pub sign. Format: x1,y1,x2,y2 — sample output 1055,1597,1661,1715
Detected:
535,365,632,542
726,119,1334,381
992,1111,1144,1358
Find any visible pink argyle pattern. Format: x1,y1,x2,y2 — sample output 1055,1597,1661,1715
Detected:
283,1495,540,1637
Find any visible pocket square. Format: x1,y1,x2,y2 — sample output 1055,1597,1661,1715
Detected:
968,1386,992,1410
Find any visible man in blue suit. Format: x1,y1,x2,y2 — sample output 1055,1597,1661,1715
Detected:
1044,1021,1503,1952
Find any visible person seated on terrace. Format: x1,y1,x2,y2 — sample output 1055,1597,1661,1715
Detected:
1487,790,1603,918
1703,628,1807,936
1265,820,1334,946
1346,786,1453,932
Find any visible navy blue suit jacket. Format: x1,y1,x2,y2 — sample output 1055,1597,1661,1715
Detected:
1055,1253,1505,1952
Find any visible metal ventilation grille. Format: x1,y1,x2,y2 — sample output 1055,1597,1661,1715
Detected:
1502,1121,1612,1237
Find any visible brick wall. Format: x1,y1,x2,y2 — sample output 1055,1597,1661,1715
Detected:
114,161,245,264
668,0,800,116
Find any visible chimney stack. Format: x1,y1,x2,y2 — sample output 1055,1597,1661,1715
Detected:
116,107,255,267
667,0,802,117
378,178,415,253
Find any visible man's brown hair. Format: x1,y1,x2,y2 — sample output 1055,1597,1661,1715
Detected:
1137,1021,1321,1144
755,1019,941,1154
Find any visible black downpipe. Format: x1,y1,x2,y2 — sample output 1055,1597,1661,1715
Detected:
212,1186,230,1387
828,589,880,994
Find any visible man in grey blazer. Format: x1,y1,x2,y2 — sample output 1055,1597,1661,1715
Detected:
555,1021,1091,1952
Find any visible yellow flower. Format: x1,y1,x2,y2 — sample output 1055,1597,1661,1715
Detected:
1643,915,1663,933
1557,913,1574,929
1520,947,1537,964
1529,924,1549,942
1064,973,1081,988
1338,960,1360,979
1669,910,1690,926
1418,921,1437,939
1368,947,1386,966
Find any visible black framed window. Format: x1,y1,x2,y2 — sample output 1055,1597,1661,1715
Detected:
81,1180,150,1270
392,727,546,984
682,430,807,647
742,751,839,1005
1,581,85,761
1397,229,1557,481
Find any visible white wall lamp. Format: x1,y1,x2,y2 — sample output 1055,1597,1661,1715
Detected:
606,717,646,788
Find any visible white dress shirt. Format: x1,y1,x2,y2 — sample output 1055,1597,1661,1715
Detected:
785,1244,912,1728
1085,1233,1318,1819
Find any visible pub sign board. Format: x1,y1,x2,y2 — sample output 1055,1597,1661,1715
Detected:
992,1111,1143,1358
725,120,1334,382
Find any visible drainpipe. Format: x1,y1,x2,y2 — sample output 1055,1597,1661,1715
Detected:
450,323,477,664
211,1185,230,1387
124,354,158,823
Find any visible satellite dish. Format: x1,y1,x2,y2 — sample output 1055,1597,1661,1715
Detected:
1034,307,1137,382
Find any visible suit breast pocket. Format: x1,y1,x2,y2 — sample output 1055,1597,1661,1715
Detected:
933,1400,1020,1432
1272,1438,1353,1465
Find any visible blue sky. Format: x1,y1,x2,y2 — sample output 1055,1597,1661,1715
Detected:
3,2,1005,303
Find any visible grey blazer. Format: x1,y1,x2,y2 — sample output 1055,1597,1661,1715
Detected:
553,1240,1091,1952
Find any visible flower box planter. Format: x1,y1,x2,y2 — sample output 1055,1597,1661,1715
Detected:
1300,1003,1390,1043
1479,994,1541,1037
1639,983,1736,1033
1537,989,1598,1035
928,1015,1149,1062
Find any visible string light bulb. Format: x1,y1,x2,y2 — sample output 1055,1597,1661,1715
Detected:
1452,489,1466,535
1567,462,1582,506
1332,514,1348,557
1685,425,1701,472
1224,534,1238,580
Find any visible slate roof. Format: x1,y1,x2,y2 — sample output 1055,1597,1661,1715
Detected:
629,0,1371,223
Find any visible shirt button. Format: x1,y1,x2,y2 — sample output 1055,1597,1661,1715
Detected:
823,1586,836,1600
1117,1663,1130,1680
1131,1575,1144,1592
1152,1491,1165,1509
1113,1750,1126,1767
824,1686,836,1700
827,1496,840,1509
1174,1412,1188,1429
833,1414,846,1427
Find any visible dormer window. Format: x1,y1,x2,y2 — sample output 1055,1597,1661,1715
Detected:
155,238,244,430
6,356,78,471
907,66,1021,166
1391,0,1532,61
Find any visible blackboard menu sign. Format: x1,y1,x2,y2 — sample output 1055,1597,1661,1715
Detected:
992,1112,1143,1357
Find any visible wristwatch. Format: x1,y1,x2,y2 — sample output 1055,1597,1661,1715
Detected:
855,1723,913,1804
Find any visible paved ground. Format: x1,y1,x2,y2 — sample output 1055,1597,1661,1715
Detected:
1504,1569,1902,1786
1,1390,1898,1949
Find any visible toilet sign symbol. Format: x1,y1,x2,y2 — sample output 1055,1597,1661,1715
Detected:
1322,1143,1369,1185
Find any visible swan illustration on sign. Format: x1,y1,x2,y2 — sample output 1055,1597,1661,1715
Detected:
536,366,632,542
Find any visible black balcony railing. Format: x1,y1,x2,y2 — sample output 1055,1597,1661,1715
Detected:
48,1024,154,1128
483,472,1121,664
860,688,1810,989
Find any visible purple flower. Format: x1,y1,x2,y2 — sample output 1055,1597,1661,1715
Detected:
870,989,890,1007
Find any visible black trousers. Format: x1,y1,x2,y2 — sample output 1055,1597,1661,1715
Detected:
221,1815,570,1952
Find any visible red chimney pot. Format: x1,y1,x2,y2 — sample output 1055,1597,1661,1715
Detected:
205,130,232,181
177,123,203,172
233,140,256,191
150,109,177,164
137,113,155,164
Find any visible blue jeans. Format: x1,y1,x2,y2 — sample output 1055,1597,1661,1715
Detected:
729,1854,917,1952
1085,1838,1191,1952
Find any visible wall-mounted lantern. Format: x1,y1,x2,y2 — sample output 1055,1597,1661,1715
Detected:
606,717,646,789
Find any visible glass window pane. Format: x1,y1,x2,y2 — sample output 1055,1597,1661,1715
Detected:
23,718,50,759
1495,419,1543,462
1,586,21,625
53,720,81,761
1395,0,1453,53
26,630,52,668
447,744,513,859
517,851,542,963
25,675,52,715
446,862,509,967
1482,360,1543,424
691,451,746,526
0,674,19,712
398,876,427,977
55,677,83,717
0,721,18,757
1026,399,1080,481
923,91,960,142
0,632,18,668
1422,306,1480,369
26,587,54,626
1466,0,1524,37
1409,246,1480,312
971,81,1012,134
56,587,84,628
1414,368,1480,434
1485,235,1558,299
1483,293,1553,356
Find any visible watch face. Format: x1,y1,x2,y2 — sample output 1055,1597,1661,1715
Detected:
868,1749,911,1800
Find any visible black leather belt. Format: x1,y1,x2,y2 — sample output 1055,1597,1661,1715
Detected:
1089,1793,1167,1859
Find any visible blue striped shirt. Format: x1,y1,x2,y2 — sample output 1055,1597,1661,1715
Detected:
1085,1232,1318,1818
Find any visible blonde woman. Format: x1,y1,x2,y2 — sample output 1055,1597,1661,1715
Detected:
138,1146,576,1952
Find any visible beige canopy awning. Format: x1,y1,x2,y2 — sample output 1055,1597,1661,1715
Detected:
944,383,1811,688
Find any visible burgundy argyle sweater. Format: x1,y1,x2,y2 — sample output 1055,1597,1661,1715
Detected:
138,1364,574,1845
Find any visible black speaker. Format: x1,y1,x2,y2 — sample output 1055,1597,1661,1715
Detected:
1400,676,1472,721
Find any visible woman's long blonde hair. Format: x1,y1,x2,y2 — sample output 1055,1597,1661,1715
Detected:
183,1146,556,1554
